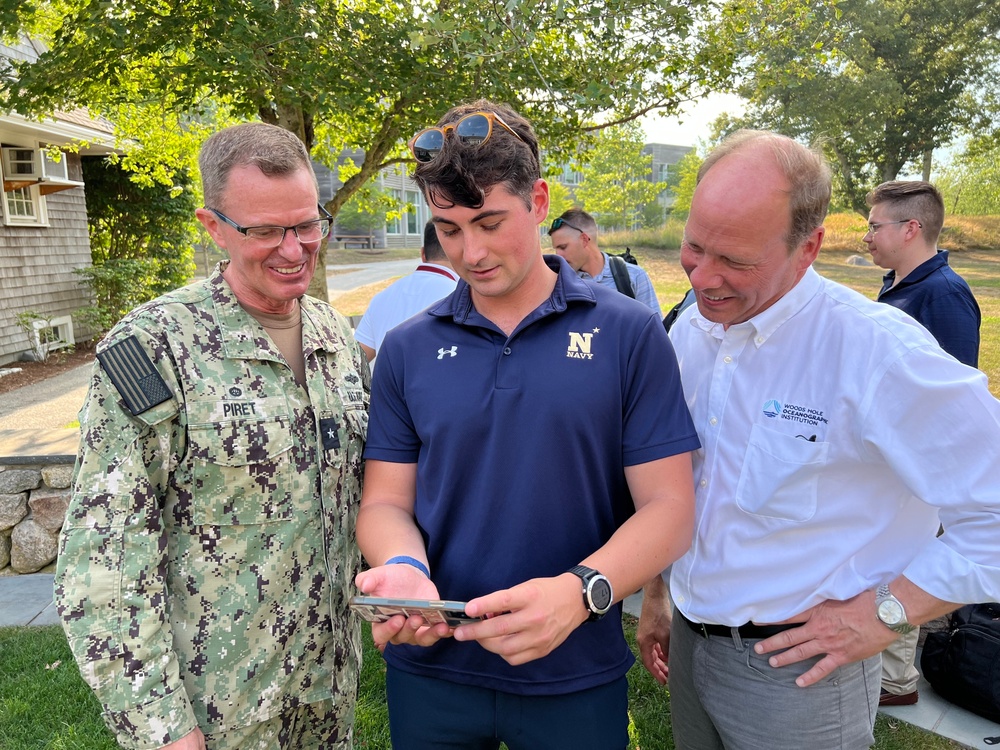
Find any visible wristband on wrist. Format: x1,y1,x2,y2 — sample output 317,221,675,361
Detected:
385,555,430,578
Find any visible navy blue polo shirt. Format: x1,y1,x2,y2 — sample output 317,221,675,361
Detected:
878,250,981,367
365,254,699,695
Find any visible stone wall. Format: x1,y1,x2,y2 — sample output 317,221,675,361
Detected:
0,460,73,575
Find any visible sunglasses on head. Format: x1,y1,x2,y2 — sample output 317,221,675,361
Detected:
548,217,585,235
409,111,526,163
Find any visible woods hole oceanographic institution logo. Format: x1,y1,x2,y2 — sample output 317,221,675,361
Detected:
763,399,782,418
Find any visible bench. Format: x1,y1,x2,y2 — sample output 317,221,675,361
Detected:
332,233,374,249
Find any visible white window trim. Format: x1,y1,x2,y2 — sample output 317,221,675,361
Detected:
1,139,50,227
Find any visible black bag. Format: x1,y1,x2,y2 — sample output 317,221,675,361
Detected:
920,602,1000,722
608,247,638,299
663,288,697,333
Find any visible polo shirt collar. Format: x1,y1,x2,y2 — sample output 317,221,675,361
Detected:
688,265,823,348
881,249,948,290
428,254,597,325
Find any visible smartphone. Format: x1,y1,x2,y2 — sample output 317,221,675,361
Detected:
349,595,481,627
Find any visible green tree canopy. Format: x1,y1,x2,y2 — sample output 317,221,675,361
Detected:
936,138,1000,215
719,0,1000,214
575,122,666,231
3,0,732,298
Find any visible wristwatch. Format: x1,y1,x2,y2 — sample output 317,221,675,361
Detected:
567,565,613,622
875,583,916,635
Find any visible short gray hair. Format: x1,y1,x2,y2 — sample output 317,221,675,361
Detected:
199,122,316,209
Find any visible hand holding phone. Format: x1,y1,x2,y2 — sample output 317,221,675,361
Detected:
350,595,481,627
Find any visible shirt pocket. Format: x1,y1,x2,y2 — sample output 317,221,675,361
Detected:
187,415,295,526
735,423,828,522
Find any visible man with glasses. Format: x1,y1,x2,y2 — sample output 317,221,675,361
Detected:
354,99,698,748
636,130,1000,749
866,180,980,368
865,179,982,708
549,208,661,311
56,122,369,750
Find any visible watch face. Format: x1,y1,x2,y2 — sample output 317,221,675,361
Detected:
878,599,904,626
589,578,613,612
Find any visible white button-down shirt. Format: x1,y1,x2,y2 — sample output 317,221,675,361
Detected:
669,267,1000,626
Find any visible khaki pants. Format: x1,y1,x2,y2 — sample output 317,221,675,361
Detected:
880,627,921,694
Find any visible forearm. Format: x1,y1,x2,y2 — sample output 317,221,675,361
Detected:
580,496,691,603
574,453,694,602
356,501,429,569
890,576,962,626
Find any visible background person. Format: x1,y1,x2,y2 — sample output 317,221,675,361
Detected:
548,207,661,311
638,129,1000,750
55,122,369,750
355,99,698,749
354,220,459,362
865,179,981,368
865,179,982,706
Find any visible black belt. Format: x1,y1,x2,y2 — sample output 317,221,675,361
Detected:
679,609,799,640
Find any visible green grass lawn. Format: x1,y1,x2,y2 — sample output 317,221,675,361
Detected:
0,620,964,750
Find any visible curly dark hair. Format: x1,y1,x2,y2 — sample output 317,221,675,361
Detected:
412,99,540,211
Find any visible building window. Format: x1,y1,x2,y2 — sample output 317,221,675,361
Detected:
5,186,38,221
405,190,420,234
387,189,403,235
1,144,47,226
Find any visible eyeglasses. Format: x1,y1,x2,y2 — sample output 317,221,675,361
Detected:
548,217,585,236
409,111,526,163
209,205,333,247
864,219,921,236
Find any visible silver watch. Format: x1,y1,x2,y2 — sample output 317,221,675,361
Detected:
875,584,916,635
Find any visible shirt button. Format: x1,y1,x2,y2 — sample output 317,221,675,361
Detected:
709,417,718,426
756,336,764,344
503,347,512,355
700,479,707,488
723,356,733,364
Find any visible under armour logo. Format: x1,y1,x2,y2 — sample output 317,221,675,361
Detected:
437,346,458,359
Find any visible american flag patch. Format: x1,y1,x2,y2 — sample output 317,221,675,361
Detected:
97,336,172,416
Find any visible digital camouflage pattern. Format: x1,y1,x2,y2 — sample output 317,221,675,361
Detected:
55,264,369,749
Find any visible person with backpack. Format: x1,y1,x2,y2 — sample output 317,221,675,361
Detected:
548,208,661,311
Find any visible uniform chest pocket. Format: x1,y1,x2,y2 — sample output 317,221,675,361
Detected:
188,416,295,526
735,423,828,522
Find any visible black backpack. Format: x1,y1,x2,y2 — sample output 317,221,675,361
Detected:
920,602,1000,722
663,288,697,333
608,247,638,299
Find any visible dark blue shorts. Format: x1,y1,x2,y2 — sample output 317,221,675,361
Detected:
385,665,629,750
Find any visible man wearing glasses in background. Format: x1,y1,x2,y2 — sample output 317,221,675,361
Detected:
549,207,661,311
354,99,698,748
865,180,981,369
865,180,982,708
56,122,369,750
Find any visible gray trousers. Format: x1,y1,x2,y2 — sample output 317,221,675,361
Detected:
669,608,880,750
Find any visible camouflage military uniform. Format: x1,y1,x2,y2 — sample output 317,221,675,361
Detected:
55,263,368,749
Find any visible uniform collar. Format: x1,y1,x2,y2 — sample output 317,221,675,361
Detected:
210,261,341,360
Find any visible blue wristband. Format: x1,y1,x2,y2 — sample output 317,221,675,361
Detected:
385,555,430,578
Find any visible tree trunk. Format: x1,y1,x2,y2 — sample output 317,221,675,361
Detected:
922,149,933,182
